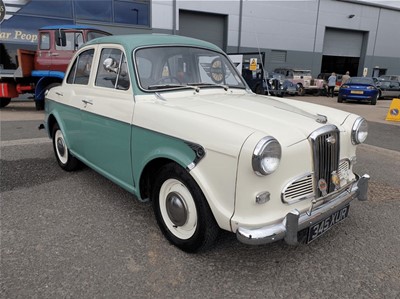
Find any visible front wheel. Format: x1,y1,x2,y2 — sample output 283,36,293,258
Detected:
297,85,305,96
52,123,80,171
152,163,219,253
0,98,11,108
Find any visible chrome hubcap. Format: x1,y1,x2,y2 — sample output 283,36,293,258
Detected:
166,192,188,227
57,137,65,156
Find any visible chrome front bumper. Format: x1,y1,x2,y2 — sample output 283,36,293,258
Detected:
236,174,370,246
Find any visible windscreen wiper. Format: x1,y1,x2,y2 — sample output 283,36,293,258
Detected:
147,84,199,91
187,83,230,91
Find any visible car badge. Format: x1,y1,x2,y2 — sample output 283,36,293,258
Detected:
326,135,336,144
316,114,327,124
331,171,340,189
318,179,328,196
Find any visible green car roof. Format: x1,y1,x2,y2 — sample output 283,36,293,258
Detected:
85,34,222,53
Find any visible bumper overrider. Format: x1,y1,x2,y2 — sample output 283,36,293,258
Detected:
236,174,370,245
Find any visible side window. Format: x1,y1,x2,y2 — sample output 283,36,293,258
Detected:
39,33,50,50
56,32,83,51
95,48,130,90
66,49,94,85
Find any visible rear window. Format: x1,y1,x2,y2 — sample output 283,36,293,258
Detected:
348,77,374,85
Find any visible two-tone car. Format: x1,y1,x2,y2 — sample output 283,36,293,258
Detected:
44,34,369,252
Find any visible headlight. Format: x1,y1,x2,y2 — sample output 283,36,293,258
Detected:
252,136,282,175
341,85,349,89
351,117,368,144
367,86,376,90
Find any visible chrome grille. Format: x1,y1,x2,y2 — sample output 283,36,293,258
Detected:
309,125,340,197
282,173,314,204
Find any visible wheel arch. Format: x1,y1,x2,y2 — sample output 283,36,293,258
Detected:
35,76,63,101
139,157,176,201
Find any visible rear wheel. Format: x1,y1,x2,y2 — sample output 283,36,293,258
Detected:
52,123,80,171
370,94,377,105
152,163,219,253
0,98,11,108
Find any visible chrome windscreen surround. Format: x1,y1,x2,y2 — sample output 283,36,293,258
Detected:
281,172,315,204
309,125,340,198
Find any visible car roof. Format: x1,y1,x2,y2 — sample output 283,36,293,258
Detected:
40,25,107,31
85,34,222,53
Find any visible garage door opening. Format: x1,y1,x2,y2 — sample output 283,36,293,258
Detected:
321,55,359,77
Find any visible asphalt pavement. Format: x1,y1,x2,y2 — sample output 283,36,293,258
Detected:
1,98,400,298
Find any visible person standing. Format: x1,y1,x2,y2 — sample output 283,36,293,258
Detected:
341,71,350,85
327,72,337,97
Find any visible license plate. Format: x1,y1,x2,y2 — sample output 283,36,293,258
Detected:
307,205,350,243
351,90,363,94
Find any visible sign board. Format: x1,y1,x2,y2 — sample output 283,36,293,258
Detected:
363,67,368,77
250,58,257,71
385,98,400,122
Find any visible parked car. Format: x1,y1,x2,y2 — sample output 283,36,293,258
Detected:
378,80,400,99
241,67,283,96
274,68,325,95
338,77,379,105
266,72,298,96
44,34,369,252
378,75,400,82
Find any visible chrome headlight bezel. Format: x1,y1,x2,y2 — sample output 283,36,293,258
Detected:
252,136,282,176
351,117,368,144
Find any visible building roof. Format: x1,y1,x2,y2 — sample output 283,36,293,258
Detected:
85,34,222,52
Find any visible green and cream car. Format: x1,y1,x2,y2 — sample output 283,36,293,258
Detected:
44,34,369,252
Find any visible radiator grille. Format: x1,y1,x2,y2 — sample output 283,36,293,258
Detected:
310,126,340,197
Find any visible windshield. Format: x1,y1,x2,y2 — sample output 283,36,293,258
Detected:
348,77,374,85
135,46,246,91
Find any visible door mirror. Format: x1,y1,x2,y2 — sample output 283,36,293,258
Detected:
55,29,67,47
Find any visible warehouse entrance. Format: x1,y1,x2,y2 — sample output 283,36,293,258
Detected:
179,10,227,51
321,56,359,77
322,28,366,76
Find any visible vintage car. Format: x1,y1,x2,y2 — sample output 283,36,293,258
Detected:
274,68,326,96
378,80,400,99
240,65,294,97
338,77,380,105
44,34,369,252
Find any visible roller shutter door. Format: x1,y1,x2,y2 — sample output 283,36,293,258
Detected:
323,28,363,57
179,10,226,50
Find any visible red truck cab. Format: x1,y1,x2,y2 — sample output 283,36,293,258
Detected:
35,25,110,72
0,25,111,109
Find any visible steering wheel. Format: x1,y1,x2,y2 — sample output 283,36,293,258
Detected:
154,76,182,85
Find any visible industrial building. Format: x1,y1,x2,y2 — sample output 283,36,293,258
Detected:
1,0,399,77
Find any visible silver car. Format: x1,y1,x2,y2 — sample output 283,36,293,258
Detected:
378,80,400,99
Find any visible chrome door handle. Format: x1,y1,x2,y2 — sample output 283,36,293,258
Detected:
49,52,60,56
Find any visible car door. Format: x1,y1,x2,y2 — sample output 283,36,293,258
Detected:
388,81,400,98
80,46,135,189
59,47,96,157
